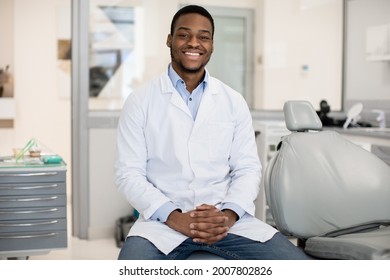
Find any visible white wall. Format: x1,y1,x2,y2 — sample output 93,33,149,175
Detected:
345,0,390,102
89,128,130,239
261,0,343,110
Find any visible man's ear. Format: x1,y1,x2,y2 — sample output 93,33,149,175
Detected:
166,34,172,48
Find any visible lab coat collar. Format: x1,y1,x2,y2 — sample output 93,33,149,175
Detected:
159,68,219,127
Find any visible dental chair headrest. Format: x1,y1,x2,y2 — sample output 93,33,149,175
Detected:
283,100,323,132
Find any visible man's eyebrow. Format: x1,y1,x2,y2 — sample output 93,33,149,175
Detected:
176,26,212,35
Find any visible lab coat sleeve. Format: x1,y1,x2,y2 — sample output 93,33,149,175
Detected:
223,96,262,216
114,90,172,219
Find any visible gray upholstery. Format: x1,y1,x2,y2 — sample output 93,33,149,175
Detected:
305,226,390,260
264,100,390,259
283,100,323,132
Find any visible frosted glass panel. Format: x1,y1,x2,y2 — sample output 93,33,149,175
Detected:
88,1,143,111
206,8,253,107
207,17,246,100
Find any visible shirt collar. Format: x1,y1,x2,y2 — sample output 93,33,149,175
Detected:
168,64,209,90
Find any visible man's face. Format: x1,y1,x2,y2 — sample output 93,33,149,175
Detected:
167,13,213,76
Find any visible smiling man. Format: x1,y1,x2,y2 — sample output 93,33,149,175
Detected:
168,9,213,82
115,5,310,260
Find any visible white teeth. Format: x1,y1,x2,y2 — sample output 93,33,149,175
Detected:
185,52,200,56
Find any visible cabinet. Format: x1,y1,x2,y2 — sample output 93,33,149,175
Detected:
0,164,67,259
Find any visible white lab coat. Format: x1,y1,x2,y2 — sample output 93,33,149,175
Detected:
115,70,277,254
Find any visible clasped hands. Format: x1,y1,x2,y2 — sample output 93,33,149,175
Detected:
165,204,238,245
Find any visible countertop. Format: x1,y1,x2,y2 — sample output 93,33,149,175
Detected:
327,127,390,140
323,127,390,147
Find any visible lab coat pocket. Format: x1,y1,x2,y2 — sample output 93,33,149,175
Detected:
208,122,235,161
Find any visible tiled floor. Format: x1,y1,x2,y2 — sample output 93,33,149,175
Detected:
29,236,121,260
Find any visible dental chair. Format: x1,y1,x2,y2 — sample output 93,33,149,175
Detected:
264,100,390,259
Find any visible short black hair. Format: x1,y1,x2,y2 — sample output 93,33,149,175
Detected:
170,5,214,39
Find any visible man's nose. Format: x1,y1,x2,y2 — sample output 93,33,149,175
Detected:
188,36,200,47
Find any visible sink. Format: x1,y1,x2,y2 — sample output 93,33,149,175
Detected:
347,127,390,134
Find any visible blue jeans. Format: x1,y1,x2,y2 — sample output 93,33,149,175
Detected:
118,233,311,260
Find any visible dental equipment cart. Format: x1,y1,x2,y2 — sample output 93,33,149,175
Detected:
0,160,67,259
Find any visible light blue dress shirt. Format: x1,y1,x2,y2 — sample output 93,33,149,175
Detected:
168,64,206,120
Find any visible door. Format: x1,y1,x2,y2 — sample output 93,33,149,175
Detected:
204,7,254,107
